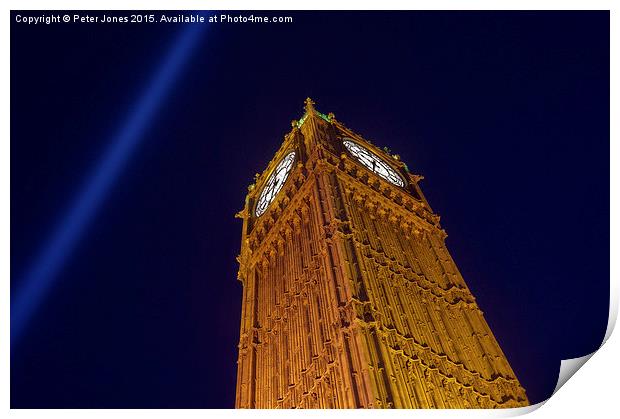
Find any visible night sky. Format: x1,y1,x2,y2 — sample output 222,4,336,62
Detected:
11,11,609,408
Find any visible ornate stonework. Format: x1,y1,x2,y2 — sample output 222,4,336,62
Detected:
234,99,528,408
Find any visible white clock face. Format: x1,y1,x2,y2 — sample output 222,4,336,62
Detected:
343,139,405,187
255,151,296,217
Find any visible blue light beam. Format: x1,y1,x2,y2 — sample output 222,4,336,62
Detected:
12,21,207,346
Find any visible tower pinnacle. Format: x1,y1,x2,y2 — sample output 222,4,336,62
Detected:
304,97,316,113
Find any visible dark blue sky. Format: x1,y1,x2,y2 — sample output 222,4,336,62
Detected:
11,11,609,407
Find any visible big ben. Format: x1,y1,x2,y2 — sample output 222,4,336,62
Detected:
234,98,529,409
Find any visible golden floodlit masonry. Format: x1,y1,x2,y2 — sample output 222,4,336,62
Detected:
234,99,529,409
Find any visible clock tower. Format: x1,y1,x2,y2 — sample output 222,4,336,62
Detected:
234,99,529,409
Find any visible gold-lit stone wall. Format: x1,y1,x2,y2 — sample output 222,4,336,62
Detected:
235,99,528,408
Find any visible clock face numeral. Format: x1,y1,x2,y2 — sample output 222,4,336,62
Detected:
343,139,405,187
255,152,296,217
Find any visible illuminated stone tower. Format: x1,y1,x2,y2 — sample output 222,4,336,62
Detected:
234,99,528,409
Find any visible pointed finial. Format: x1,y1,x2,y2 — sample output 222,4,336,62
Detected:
304,97,316,112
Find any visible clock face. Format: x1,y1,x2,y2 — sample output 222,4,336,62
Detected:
343,139,405,187
255,151,296,217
